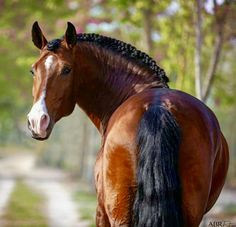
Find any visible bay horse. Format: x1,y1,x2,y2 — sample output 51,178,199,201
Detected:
27,22,229,227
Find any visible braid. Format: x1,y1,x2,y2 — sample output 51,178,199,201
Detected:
77,33,169,86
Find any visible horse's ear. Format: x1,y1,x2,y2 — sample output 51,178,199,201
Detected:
32,21,48,49
65,22,77,48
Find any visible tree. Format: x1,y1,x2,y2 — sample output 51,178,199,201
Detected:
194,0,233,102
1,0,236,186
195,0,203,100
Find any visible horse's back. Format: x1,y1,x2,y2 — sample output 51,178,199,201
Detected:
101,88,229,226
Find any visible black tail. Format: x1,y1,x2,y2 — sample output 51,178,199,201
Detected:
133,104,183,227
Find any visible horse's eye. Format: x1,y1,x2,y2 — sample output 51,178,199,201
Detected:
30,69,34,76
61,66,71,76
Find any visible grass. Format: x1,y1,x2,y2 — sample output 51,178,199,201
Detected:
224,203,236,216
2,181,48,227
211,203,236,221
74,190,97,227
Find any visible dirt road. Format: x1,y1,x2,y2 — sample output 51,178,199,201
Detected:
0,152,235,227
0,152,89,227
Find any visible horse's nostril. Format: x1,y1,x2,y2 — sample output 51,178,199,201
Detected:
28,117,35,131
41,114,47,122
40,113,50,131
41,114,48,122
27,119,31,130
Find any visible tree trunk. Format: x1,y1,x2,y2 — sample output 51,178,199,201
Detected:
195,0,203,100
202,1,229,102
143,0,154,55
202,32,223,102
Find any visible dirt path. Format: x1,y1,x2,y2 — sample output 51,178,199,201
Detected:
0,179,15,216
1,152,235,226
0,152,35,217
0,152,89,227
200,188,236,226
26,168,89,227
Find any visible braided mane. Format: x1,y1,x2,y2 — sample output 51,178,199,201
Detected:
77,33,169,86
47,33,169,87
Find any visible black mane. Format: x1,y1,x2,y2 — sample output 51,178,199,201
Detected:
47,33,169,87
77,34,169,86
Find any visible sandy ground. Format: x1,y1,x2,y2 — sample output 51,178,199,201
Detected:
0,152,235,227
0,152,89,227
200,188,236,226
0,179,15,217
26,168,89,227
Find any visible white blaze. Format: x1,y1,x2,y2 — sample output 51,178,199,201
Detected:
27,55,54,138
45,55,54,72
27,91,49,138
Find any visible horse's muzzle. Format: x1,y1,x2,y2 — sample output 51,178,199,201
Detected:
27,119,53,141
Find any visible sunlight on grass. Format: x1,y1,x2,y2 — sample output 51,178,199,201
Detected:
2,180,48,227
74,191,97,227
224,203,236,216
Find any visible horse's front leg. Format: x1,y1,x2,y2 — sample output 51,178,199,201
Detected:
102,143,137,227
95,150,110,227
96,198,110,227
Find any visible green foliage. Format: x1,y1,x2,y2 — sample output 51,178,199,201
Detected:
3,181,47,227
157,1,195,92
0,0,236,184
1,0,235,143
224,203,236,216
0,0,76,144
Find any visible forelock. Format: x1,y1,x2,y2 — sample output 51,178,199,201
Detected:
47,39,61,51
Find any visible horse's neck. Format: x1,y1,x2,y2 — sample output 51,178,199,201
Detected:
74,43,158,133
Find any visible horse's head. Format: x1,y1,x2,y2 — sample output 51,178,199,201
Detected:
27,22,78,140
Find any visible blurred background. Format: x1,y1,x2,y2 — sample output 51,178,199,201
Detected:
0,0,236,226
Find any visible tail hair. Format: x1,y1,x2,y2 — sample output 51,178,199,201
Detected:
133,104,183,227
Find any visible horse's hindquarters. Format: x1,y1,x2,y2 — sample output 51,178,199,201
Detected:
159,89,229,226
205,133,229,212
94,88,229,227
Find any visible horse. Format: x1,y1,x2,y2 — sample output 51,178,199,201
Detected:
27,21,229,227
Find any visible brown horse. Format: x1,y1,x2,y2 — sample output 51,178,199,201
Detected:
27,22,229,227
